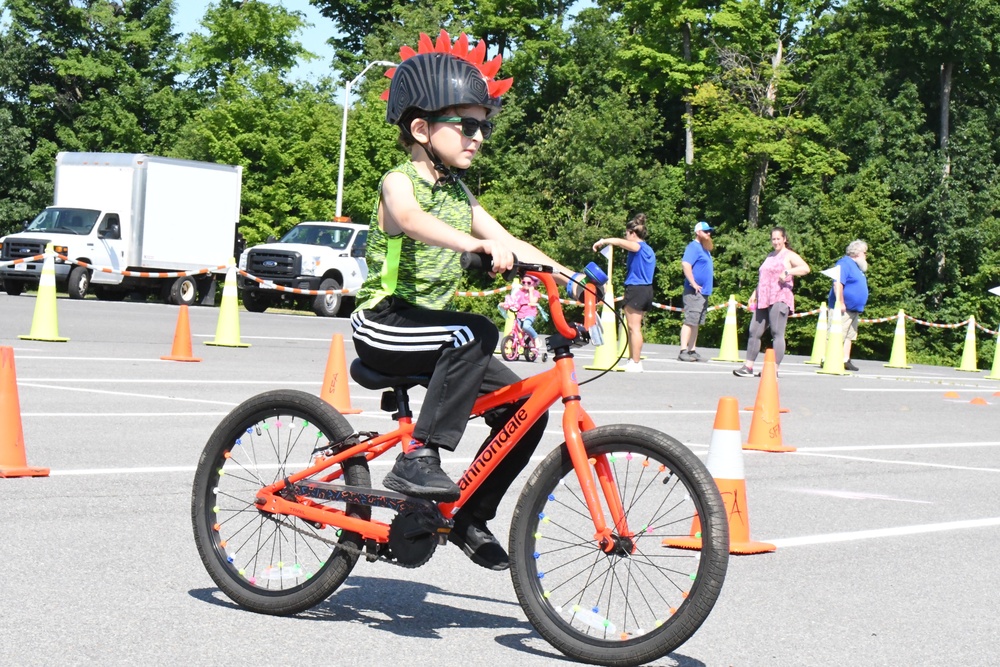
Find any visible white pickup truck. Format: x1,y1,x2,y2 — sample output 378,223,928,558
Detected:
237,221,368,317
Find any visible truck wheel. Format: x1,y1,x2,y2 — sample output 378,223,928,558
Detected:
241,289,269,313
67,266,91,299
169,276,197,307
4,280,24,296
313,278,342,317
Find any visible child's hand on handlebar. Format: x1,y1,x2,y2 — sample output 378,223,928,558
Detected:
477,239,514,276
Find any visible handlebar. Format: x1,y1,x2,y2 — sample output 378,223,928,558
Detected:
460,252,601,343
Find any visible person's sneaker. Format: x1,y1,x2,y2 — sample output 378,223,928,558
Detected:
383,446,460,502
733,366,754,377
844,359,860,372
623,359,644,373
448,515,509,571
689,350,702,361
677,350,698,362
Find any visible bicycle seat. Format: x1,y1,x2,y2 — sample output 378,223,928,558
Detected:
350,358,431,390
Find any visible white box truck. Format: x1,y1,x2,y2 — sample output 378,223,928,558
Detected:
0,152,242,305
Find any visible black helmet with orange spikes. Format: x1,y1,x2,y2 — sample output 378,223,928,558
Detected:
383,30,514,125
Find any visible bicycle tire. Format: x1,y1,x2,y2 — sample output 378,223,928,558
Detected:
191,389,371,616
524,343,538,363
501,334,519,362
509,425,728,667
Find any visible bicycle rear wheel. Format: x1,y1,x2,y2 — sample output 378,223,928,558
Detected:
509,425,728,667
191,389,370,616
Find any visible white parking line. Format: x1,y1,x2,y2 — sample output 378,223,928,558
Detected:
768,517,1000,548
800,441,1000,452
795,451,1000,472
842,387,999,392
23,412,230,417
19,383,240,406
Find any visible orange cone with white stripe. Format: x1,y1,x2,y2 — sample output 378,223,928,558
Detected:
663,396,774,554
320,334,361,414
744,349,795,452
0,347,50,477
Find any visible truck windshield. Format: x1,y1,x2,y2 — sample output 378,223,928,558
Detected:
280,224,355,249
26,208,101,235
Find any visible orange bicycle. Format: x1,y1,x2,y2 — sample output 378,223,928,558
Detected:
191,255,728,667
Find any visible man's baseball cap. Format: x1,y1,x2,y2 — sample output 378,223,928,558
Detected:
694,221,714,233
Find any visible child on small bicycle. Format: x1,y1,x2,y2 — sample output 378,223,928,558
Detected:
351,31,571,571
499,275,544,344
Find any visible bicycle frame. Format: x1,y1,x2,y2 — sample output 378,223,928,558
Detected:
254,270,629,553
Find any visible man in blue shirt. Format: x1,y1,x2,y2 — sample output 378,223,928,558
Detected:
679,222,715,361
828,240,869,372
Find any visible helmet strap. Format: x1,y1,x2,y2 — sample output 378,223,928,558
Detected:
420,138,465,188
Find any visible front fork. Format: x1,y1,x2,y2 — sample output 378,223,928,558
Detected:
561,401,632,552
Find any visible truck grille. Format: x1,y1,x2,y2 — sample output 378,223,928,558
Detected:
1,238,47,261
247,249,301,278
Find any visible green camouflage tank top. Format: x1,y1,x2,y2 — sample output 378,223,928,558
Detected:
354,161,472,311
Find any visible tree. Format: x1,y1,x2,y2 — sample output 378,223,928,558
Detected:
181,0,313,93
863,0,1000,179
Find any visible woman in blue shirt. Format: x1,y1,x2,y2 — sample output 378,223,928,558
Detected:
593,213,657,372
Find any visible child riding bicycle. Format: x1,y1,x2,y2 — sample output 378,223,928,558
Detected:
350,31,572,571
499,274,546,344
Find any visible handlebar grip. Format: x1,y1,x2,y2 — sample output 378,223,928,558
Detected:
459,252,517,281
459,252,491,271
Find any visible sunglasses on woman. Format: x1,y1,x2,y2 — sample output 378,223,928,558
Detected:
425,116,494,140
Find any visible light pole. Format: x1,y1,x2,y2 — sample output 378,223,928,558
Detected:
335,60,396,220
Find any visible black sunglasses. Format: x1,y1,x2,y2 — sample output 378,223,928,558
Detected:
425,116,494,140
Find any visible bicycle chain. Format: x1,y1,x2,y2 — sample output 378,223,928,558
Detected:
263,512,435,569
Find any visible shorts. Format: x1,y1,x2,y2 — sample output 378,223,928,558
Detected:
623,284,653,312
837,310,860,341
682,290,708,326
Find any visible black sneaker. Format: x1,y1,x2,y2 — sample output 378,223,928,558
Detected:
733,366,754,377
383,447,460,502
689,350,702,361
844,359,860,372
448,515,509,571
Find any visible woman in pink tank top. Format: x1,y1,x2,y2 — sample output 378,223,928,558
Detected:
733,227,810,377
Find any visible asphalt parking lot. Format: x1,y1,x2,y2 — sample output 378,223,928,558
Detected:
1,294,998,666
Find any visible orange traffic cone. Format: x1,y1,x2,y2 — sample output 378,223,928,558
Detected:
320,334,361,414
743,349,788,413
161,305,202,362
744,349,795,452
663,396,774,554
0,347,50,478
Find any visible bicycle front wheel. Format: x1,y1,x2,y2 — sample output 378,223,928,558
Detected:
509,425,728,667
500,334,519,361
191,389,371,616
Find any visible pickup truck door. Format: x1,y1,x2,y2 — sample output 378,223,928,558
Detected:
351,230,368,281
